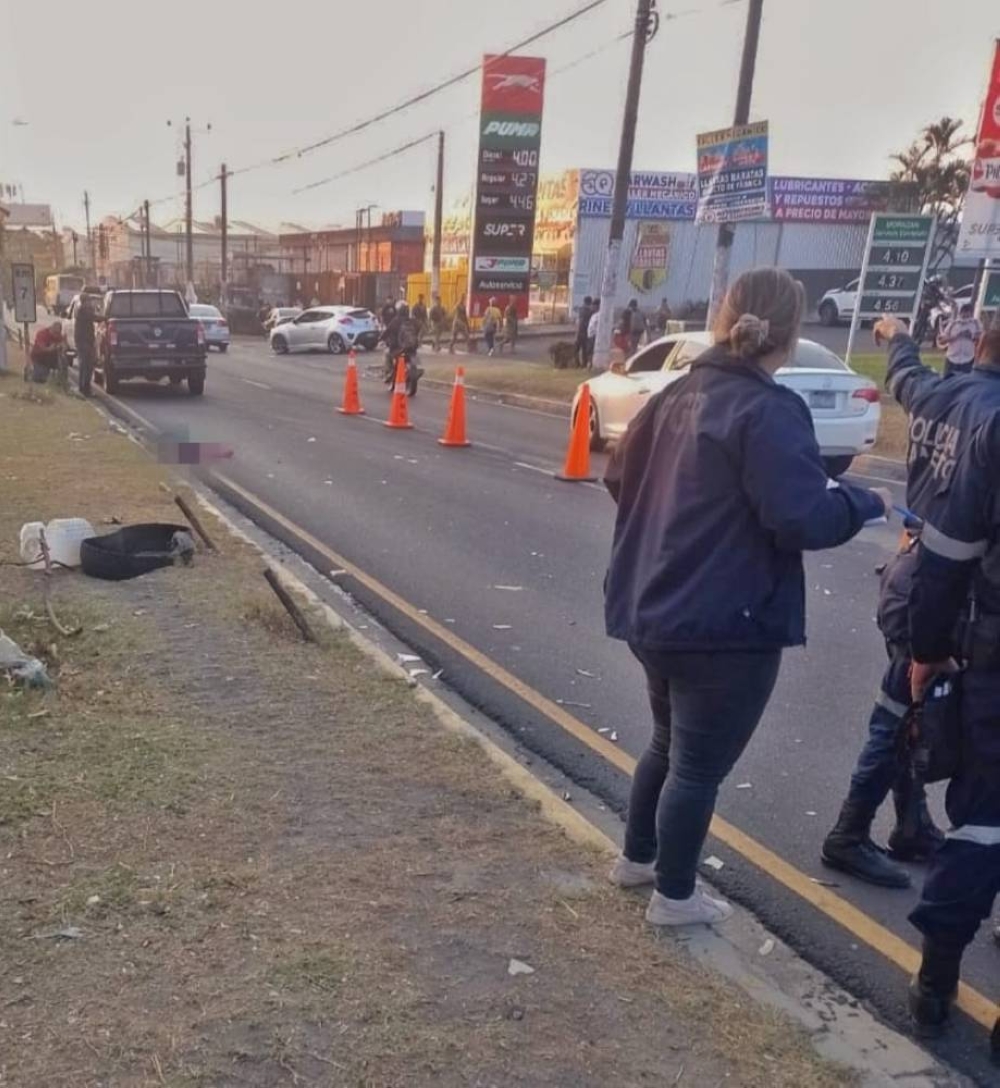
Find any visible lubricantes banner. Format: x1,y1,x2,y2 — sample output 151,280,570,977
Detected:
469,54,546,318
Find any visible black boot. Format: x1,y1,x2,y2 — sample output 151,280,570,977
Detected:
821,799,912,888
888,792,946,862
909,938,962,1038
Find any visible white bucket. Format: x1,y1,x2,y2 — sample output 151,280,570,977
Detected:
19,518,95,569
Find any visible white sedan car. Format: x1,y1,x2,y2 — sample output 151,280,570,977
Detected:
575,331,880,478
269,306,380,356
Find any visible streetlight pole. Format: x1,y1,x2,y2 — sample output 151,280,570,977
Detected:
592,0,658,372
432,130,445,299
83,190,92,275
706,0,764,326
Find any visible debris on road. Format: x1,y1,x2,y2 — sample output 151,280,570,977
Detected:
758,939,775,957
556,699,591,710
736,782,753,790
492,585,524,592
575,669,600,679
609,730,619,742
507,959,536,977
703,856,725,872
397,653,421,664
493,624,513,631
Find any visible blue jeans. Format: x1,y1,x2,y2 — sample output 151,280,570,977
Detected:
847,652,914,810
623,648,782,899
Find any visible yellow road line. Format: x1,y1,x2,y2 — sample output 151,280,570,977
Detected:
205,485,994,1031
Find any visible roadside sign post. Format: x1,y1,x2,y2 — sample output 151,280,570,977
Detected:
11,263,37,379
976,262,1000,326
844,214,936,366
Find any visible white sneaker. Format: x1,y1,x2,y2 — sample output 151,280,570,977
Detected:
608,855,655,888
645,888,733,927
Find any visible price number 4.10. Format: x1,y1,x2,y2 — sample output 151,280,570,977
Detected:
876,248,913,266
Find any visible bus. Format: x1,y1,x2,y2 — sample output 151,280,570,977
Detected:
44,273,86,316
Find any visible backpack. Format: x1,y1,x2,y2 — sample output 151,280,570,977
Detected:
398,317,419,353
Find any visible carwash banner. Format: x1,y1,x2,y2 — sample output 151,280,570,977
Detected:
957,39,1000,260
469,54,546,317
578,169,697,221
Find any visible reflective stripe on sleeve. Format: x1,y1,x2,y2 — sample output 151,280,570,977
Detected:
875,690,909,719
947,825,1000,846
921,522,988,562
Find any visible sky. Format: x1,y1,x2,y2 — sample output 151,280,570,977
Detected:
1,0,998,234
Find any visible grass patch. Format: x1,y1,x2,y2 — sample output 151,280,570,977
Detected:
272,946,347,997
423,360,586,402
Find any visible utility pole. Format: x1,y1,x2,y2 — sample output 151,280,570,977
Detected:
83,190,92,276
431,130,445,299
144,200,152,285
220,164,228,306
184,118,194,286
706,0,764,326
592,0,658,372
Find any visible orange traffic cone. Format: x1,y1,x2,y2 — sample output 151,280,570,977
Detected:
337,350,365,415
384,356,414,430
556,382,598,482
438,367,472,448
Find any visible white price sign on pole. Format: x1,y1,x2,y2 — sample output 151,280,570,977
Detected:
11,263,37,324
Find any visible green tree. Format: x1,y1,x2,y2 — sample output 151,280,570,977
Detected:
889,116,972,271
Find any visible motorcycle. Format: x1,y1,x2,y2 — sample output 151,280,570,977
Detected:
912,277,953,345
382,349,423,397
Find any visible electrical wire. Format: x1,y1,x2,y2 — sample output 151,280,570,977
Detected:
292,132,440,195
111,0,744,223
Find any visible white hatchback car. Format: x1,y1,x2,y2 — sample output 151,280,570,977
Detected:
574,331,880,478
818,279,858,327
269,306,380,356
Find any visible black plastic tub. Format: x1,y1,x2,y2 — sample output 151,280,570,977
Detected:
80,524,191,581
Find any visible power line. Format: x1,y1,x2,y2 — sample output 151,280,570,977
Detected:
292,132,440,195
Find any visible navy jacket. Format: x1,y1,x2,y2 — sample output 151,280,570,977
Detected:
604,348,883,651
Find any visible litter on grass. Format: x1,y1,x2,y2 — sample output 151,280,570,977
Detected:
507,959,535,977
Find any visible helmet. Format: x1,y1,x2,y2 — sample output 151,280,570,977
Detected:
396,301,410,317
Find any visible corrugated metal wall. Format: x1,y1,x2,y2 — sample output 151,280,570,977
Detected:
571,218,869,313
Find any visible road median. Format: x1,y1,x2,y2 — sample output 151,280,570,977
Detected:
0,379,937,1086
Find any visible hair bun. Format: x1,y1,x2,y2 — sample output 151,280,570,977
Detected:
726,313,770,358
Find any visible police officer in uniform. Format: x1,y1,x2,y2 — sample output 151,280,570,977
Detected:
821,318,1000,888
897,321,1000,1050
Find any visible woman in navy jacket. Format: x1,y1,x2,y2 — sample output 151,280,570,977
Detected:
604,268,890,926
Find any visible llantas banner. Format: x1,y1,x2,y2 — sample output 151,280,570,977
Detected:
957,39,1000,260
469,54,546,319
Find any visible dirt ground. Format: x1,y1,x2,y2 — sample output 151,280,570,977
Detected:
0,378,856,1087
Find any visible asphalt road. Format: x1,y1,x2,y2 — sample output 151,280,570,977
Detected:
102,337,997,1082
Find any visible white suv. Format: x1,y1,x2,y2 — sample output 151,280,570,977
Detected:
818,279,858,327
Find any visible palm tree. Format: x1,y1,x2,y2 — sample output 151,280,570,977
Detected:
889,117,972,270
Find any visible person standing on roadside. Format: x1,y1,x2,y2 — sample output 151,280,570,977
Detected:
575,295,594,367
604,268,890,927
819,316,1000,889
412,293,428,346
654,298,671,337
937,303,982,378
482,297,502,357
428,294,447,352
450,297,470,354
500,300,518,354
74,293,97,397
902,324,1000,1049
628,299,646,355
585,299,600,368
381,297,397,330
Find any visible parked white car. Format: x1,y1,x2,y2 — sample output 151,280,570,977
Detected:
574,331,880,478
818,280,858,327
269,306,380,355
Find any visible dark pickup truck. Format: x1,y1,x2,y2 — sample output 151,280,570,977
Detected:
96,289,207,396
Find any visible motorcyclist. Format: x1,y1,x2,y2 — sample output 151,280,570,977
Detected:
821,314,1000,888
379,301,421,383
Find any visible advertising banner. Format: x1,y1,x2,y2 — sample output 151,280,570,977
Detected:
628,222,671,292
578,170,697,221
696,121,769,224
957,40,1000,259
770,177,892,223
469,54,545,316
